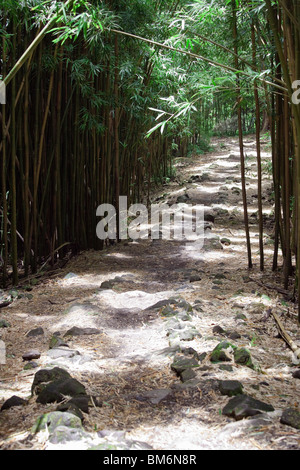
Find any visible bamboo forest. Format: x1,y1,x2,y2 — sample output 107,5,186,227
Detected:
1,0,300,452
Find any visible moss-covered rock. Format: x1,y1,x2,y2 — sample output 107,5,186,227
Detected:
32,411,83,434
219,380,244,397
31,367,72,396
210,341,237,363
234,347,255,369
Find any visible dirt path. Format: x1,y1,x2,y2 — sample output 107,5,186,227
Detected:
1,136,300,450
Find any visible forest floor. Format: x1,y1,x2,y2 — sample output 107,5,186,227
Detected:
1,135,300,451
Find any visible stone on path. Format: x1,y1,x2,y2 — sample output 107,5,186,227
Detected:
36,378,87,406
64,326,103,337
280,408,300,430
222,394,274,421
1,395,28,411
22,349,41,361
26,327,44,337
219,380,244,397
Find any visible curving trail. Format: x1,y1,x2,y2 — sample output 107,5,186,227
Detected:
1,136,300,450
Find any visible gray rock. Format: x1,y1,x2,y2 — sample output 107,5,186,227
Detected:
137,389,172,405
49,426,92,445
280,408,300,430
32,411,83,434
26,327,44,337
222,394,274,420
168,327,201,342
64,273,79,280
22,349,41,361
47,348,80,359
228,331,241,340
64,326,102,337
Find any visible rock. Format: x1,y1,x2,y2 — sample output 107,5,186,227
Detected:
190,274,201,283
66,396,91,413
49,426,91,445
26,327,44,337
49,335,69,349
64,326,102,337
182,347,205,361
137,389,172,405
193,303,203,313
204,237,223,251
177,311,193,322
204,213,215,223
219,364,233,372
221,238,231,246
22,349,41,361
1,395,28,411
180,368,197,382
173,299,193,312
100,280,115,289
23,361,39,370
169,327,201,342
91,432,153,451
234,347,255,369
171,355,200,379
177,194,189,204
56,402,84,421
0,340,6,365
146,299,171,310
280,408,300,430
210,341,237,363
212,279,223,285
64,273,78,280
0,319,11,328
36,378,87,405
228,331,241,340
222,394,274,420
235,313,247,321
32,411,83,434
292,369,300,379
212,325,226,336
213,274,227,281
219,380,244,397
161,305,178,317
31,367,72,395
47,348,80,359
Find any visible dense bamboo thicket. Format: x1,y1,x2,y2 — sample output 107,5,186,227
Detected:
0,0,183,283
1,0,300,321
